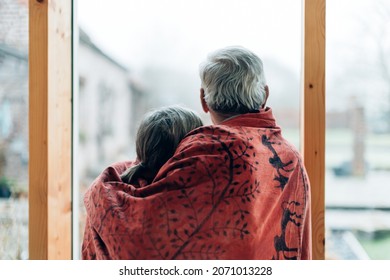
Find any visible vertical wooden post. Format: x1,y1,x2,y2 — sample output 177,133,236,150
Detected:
29,0,72,259
301,0,326,260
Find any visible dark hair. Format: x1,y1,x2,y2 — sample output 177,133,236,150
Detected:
121,105,203,184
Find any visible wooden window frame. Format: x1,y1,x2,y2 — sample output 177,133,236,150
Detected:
28,0,325,259
29,0,72,259
302,0,326,260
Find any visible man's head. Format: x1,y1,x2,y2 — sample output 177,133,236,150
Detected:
199,46,269,123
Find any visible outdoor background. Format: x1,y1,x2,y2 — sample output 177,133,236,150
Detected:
0,0,389,259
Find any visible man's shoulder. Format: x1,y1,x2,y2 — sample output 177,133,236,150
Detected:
184,124,252,140
180,124,303,162
182,123,284,144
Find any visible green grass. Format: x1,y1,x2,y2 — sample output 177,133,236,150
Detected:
282,128,390,170
367,133,390,146
358,234,390,260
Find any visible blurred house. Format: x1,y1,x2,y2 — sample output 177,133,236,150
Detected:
0,0,28,192
0,0,28,51
0,0,29,259
1,1,145,192
0,44,28,189
78,29,145,187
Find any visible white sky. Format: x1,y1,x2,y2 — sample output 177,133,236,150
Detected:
77,0,302,72
77,0,390,115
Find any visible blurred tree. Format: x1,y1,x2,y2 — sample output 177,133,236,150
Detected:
360,0,390,132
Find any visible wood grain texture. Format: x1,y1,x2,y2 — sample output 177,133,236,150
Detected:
301,0,326,260
29,0,49,260
29,0,72,259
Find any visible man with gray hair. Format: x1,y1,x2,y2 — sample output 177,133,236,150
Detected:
84,46,312,260
199,46,269,120
150,46,311,260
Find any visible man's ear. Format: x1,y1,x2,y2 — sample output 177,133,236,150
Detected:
262,85,270,108
200,88,209,113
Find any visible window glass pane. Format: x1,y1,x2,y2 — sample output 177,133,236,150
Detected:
326,0,390,259
0,0,29,260
77,0,301,257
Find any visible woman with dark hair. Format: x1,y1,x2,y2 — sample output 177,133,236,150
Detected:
120,106,203,185
82,105,203,259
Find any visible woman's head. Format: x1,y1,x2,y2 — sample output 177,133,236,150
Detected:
136,105,203,169
121,105,203,184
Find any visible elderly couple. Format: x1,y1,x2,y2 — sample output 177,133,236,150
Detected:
82,46,312,260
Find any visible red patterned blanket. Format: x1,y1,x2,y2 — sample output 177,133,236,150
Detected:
82,108,311,260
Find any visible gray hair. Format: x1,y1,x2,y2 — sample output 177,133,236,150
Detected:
121,105,203,184
199,46,267,114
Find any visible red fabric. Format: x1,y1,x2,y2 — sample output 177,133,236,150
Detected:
82,108,312,260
